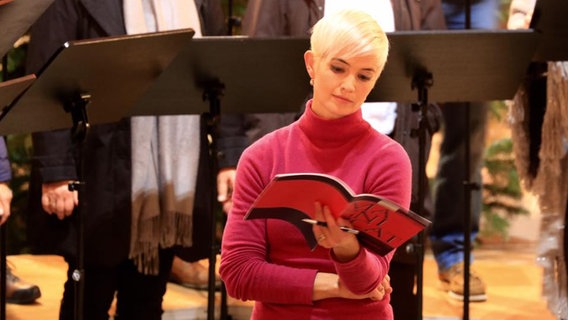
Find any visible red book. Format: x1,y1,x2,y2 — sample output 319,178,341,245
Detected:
244,173,431,256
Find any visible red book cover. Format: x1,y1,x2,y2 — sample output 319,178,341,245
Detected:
244,173,431,256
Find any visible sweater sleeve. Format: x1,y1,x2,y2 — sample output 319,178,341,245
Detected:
219,141,318,305
25,0,81,183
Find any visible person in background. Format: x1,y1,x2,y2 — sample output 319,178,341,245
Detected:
0,137,41,304
508,0,568,317
220,9,406,319
216,1,445,318
429,0,500,302
0,0,42,305
25,0,224,318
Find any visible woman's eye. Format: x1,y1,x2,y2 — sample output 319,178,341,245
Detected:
330,65,344,73
358,74,372,81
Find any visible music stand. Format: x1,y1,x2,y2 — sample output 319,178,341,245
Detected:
369,30,539,103
133,36,311,116
367,30,538,319
0,0,54,58
0,29,194,320
0,76,36,116
130,36,312,320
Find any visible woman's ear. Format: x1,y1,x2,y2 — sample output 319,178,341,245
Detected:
304,50,315,79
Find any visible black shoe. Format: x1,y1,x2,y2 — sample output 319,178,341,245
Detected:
3,267,41,304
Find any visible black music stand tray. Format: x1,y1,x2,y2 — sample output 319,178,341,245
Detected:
133,36,312,116
0,75,36,120
131,36,312,320
0,0,54,58
368,30,538,319
0,29,194,320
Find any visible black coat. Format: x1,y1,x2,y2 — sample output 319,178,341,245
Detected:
25,0,225,267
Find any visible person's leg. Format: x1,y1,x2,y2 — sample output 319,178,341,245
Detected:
430,101,488,301
442,0,500,30
59,257,118,320
114,248,175,320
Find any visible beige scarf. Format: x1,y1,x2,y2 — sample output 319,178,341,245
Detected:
124,0,203,274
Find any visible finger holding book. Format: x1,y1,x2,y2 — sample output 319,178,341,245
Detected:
313,201,360,262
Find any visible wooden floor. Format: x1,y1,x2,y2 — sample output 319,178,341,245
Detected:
2,243,556,320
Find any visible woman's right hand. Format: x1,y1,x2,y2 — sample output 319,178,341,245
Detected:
41,180,78,220
313,272,392,301
338,274,392,301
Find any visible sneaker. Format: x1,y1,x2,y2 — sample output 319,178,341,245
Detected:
438,262,487,302
169,257,221,291
3,266,42,304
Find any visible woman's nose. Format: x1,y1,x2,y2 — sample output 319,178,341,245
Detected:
340,75,356,92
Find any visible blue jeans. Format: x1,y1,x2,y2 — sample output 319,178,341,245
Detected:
430,0,499,272
430,102,488,271
442,0,500,30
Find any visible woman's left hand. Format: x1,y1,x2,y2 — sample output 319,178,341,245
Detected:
312,202,360,261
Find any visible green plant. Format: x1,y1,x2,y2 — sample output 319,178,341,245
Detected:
0,42,27,80
481,103,529,239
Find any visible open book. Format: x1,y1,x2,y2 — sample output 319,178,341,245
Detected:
244,173,431,256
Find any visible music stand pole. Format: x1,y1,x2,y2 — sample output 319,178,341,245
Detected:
220,2,234,317
462,1,473,316
203,82,223,320
462,103,473,319
411,69,433,320
62,93,91,320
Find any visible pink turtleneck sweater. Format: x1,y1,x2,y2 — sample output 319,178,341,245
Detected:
220,101,412,320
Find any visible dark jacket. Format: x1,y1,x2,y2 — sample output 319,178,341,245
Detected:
25,0,225,267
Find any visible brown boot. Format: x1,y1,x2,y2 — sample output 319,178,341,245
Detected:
439,262,487,302
170,257,221,291
3,267,41,304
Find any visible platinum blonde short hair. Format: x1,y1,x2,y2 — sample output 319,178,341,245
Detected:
310,9,389,73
